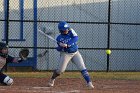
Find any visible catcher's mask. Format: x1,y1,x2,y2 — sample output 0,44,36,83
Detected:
0,42,8,50
0,42,8,55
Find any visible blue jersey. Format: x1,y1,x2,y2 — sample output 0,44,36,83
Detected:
56,29,78,53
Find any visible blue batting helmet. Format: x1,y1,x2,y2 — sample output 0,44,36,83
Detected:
58,21,69,32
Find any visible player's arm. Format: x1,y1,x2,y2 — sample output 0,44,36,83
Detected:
67,36,78,46
7,55,24,63
58,37,78,48
6,55,19,63
67,29,78,47
56,36,62,46
56,36,68,48
56,36,64,50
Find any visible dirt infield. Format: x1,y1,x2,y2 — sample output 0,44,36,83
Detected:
0,78,140,93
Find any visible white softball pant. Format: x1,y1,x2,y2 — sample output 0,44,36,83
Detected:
57,51,86,73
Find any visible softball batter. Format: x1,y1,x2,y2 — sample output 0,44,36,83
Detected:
47,21,94,89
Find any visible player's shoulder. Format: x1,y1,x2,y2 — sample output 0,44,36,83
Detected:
69,28,78,36
56,34,62,40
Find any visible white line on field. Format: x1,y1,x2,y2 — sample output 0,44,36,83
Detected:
32,87,80,93
58,90,80,93
0,89,6,91
33,87,50,89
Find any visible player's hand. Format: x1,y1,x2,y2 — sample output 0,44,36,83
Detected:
59,42,67,48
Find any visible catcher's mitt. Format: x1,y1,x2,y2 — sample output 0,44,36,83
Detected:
19,48,29,60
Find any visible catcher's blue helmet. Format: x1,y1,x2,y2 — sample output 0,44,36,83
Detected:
58,21,69,32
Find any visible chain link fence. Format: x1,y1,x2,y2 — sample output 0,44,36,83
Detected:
0,0,140,71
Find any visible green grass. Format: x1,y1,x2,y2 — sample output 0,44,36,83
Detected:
4,72,140,80
92,72,140,80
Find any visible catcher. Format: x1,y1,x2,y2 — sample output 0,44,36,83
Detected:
0,42,29,85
